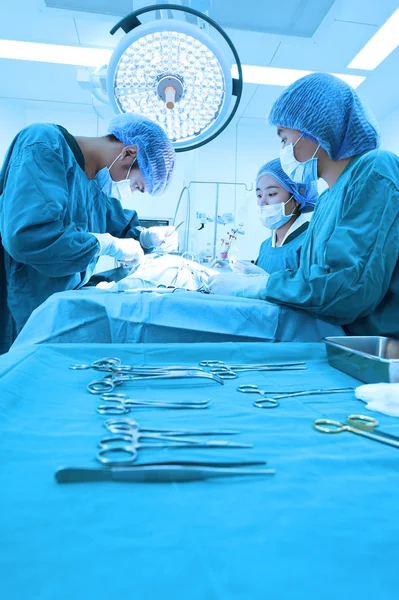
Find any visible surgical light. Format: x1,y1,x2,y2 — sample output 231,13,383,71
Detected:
105,3,243,151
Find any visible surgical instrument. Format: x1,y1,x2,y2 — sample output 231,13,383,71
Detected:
55,461,276,484
103,418,241,437
209,364,308,379
237,385,354,409
70,359,199,375
313,414,399,449
97,393,212,414
97,431,253,466
200,360,307,378
69,357,122,371
87,369,224,394
200,360,306,370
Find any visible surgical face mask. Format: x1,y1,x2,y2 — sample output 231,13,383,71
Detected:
96,153,136,203
258,196,296,230
280,135,320,184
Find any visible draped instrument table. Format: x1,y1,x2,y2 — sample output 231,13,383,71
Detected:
0,342,397,600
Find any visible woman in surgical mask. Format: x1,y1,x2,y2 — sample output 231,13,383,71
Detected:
230,159,318,275
210,72,399,339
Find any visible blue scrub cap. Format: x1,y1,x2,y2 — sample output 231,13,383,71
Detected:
268,73,380,160
108,113,176,196
256,158,318,211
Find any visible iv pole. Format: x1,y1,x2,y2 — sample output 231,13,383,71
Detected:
184,181,253,259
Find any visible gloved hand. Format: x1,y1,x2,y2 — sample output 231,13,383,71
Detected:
91,233,144,266
229,258,266,275
208,272,269,298
209,258,230,269
139,226,178,252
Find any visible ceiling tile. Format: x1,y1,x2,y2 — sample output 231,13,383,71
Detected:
270,19,377,72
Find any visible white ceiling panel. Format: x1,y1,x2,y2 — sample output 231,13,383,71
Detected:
238,84,284,120
0,7,78,45
45,0,132,17
0,59,91,104
210,0,336,36
74,17,124,48
45,0,336,36
270,19,378,72
226,29,281,68
335,0,399,26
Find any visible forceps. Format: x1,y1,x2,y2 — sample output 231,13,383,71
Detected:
88,369,224,394
56,462,275,483
200,360,307,379
70,359,185,376
96,393,212,414
97,430,253,466
238,385,354,409
104,418,242,437
313,414,399,450
69,357,122,372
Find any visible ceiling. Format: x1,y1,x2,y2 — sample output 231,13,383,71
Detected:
45,0,337,37
1,0,399,124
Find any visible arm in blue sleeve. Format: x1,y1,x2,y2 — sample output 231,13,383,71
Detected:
104,196,141,240
0,143,99,277
264,175,399,324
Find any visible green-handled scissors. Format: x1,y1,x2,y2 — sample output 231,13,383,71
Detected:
313,414,399,450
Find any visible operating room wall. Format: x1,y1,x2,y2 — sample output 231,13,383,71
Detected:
0,100,25,160
379,106,399,154
186,117,278,260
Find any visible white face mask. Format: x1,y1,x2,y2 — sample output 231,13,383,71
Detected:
280,135,320,183
258,196,296,230
96,153,136,203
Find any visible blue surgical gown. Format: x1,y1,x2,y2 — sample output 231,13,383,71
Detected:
264,150,399,337
0,123,141,353
256,225,308,273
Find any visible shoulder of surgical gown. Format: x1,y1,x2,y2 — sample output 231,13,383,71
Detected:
264,149,399,327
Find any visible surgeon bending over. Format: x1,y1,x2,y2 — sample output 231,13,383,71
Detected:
0,113,176,353
210,73,399,338
226,158,317,275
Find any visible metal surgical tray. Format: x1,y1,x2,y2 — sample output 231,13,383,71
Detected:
324,336,399,384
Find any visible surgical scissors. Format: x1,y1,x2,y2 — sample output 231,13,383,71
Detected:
96,393,212,414
313,414,399,450
97,430,253,466
237,385,354,408
88,368,224,394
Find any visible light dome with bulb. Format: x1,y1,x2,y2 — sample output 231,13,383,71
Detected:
105,3,242,151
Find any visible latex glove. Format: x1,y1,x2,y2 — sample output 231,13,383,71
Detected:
209,258,230,269
355,383,399,417
91,233,144,266
230,258,266,275
140,226,178,251
208,272,269,298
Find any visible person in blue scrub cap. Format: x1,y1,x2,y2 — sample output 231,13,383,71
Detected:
232,159,317,274
0,113,176,353
209,73,399,339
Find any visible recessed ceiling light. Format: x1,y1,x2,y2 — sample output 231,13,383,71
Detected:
348,7,399,70
232,65,366,89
